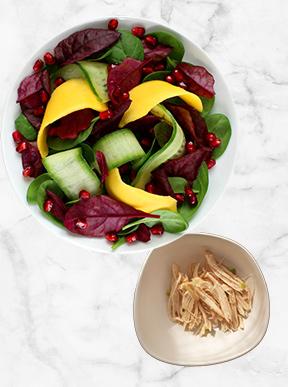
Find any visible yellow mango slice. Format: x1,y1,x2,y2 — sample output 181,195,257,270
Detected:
119,80,202,127
37,79,107,157
105,168,177,213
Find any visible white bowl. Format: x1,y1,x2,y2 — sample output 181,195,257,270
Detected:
134,233,270,365
1,17,237,254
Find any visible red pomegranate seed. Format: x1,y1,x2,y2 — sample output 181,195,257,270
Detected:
79,190,90,200
33,106,44,117
145,182,155,193
33,58,44,72
12,130,24,144
188,192,198,206
22,166,34,177
16,141,28,153
40,90,49,104
178,81,187,90
75,219,88,230
211,138,221,148
142,66,154,75
206,132,216,143
184,186,194,197
145,35,157,47
140,137,151,148
207,159,216,169
174,193,185,203
43,52,55,65
105,232,119,243
99,109,113,120
165,74,175,84
120,92,129,101
154,63,165,71
54,77,64,87
173,69,184,82
150,224,164,236
43,199,53,212
125,232,137,244
185,141,196,154
131,26,145,38
108,18,118,30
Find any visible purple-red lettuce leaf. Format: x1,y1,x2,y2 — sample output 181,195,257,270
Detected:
48,109,96,139
54,28,120,65
126,114,160,133
143,41,172,62
96,151,108,183
136,224,151,242
177,63,215,99
152,148,210,196
63,195,159,237
22,142,43,177
107,58,143,105
46,190,67,222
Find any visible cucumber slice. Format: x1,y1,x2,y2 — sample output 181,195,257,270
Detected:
132,139,157,171
15,113,37,141
93,129,145,170
37,180,65,227
132,105,185,189
43,148,101,199
56,64,83,80
78,61,109,103
26,173,51,204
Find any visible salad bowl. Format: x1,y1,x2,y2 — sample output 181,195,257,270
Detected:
1,16,237,253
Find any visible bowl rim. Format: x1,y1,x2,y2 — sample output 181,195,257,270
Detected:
1,15,238,254
133,232,270,366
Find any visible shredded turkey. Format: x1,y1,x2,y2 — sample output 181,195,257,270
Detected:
167,251,253,336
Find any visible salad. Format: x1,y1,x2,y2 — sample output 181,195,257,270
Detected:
13,19,231,250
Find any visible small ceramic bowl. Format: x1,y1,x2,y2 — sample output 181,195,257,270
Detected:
134,233,270,366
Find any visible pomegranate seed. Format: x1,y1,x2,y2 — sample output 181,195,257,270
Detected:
211,138,221,148
165,74,175,84
207,159,216,169
54,77,64,87
206,132,216,143
178,81,188,90
125,232,137,244
188,192,198,206
43,52,55,65
145,182,155,193
105,232,118,243
154,63,165,71
144,35,157,47
150,224,164,236
43,199,53,212
140,137,151,148
174,193,185,203
33,106,44,117
108,18,118,30
185,141,196,154
99,109,113,120
12,130,24,144
184,186,194,197
142,66,154,75
120,92,129,101
131,26,145,38
79,190,90,200
75,219,88,230
173,69,184,82
22,166,34,177
33,58,44,72
40,89,49,104
16,141,28,153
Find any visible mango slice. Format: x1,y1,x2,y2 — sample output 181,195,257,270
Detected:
37,79,107,157
105,168,177,213
119,80,202,127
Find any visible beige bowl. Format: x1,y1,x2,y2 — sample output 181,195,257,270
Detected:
134,233,270,366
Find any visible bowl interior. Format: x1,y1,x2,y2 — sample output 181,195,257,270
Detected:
1,17,237,254
133,234,270,365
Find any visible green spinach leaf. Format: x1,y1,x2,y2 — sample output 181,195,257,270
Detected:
154,121,172,147
200,96,215,117
36,180,65,227
26,173,51,204
205,113,231,158
15,113,37,141
166,56,177,71
143,70,170,82
168,177,188,194
105,30,144,63
151,31,184,62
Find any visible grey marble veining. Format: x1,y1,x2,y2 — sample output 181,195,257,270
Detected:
0,0,288,386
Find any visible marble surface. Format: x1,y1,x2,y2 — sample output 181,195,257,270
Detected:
0,0,287,385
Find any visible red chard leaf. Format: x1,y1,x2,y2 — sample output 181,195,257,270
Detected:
22,142,43,177
136,224,151,242
95,151,108,183
17,69,50,103
177,63,215,99
64,195,159,237
143,41,172,62
54,29,120,65
46,190,67,222
126,114,160,132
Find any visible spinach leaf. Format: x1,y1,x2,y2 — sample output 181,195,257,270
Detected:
80,143,97,168
26,173,51,204
205,113,231,158
111,236,126,250
151,31,184,62
123,210,188,233
15,113,37,141
105,30,144,64
132,139,157,171
36,180,65,227
168,177,188,193
143,70,170,82
154,121,172,147
179,162,208,222
166,56,177,71
200,96,215,117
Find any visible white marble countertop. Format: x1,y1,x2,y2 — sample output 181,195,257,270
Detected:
0,0,287,386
